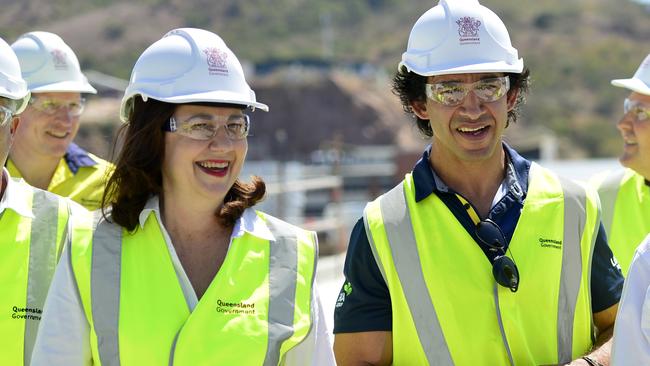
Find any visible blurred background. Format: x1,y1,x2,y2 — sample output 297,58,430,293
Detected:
1,0,648,254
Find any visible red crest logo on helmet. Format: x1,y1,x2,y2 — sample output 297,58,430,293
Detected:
456,17,481,45
203,47,229,76
50,49,68,70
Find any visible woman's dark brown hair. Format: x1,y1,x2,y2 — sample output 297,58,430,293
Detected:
101,96,265,231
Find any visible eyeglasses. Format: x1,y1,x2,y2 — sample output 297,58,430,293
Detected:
425,76,510,106
29,97,86,117
164,114,250,141
475,219,519,292
624,98,650,121
0,105,14,126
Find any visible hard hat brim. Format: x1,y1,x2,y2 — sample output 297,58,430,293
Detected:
0,92,31,114
399,58,524,77
13,92,31,114
611,78,650,96
160,92,269,112
119,91,269,123
29,80,97,94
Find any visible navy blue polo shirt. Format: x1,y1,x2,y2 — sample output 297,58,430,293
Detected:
333,144,624,333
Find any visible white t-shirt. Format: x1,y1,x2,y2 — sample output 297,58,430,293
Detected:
611,233,650,365
31,197,336,365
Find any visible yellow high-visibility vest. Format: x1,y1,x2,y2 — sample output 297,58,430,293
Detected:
70,211,317,365
591,168,650,275
364,163,597,365
0,177,84,365
7,153,113,211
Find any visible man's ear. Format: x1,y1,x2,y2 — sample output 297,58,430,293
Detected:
10,116,19,135
506,87,519,112
411,100,429,120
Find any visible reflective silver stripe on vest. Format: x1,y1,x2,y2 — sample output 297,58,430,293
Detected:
597,170,626,237
261,215,306,366
91,215,123,366
24,189,66,366
370,183,454,366
557,177,589,363
168,329,182,366
364,212,388,284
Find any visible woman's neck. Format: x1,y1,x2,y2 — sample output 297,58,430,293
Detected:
159,192,233,299
160,193,228,244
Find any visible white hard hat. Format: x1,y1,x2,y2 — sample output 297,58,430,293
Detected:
0,37,30,114
399,0,523,76
11,31,96,94
611,53,650,96
120,28,268,122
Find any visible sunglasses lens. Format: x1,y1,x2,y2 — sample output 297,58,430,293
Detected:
493,255,519,292
476,220,504,249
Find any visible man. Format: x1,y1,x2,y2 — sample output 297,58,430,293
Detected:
8,31,113,211
590,53,650,276
333,1,622,365
610,234,650,364
0,35,89,365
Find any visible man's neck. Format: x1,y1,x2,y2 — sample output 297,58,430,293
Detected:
430,145,506,219
9,146,61,190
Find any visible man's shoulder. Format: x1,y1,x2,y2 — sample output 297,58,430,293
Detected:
255,210,317,243
634,234,650,261
83,153,115,173
30,183,86,211
587,168,629,191
10,178,88,214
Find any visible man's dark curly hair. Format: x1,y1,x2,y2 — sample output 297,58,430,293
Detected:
392,66,531,137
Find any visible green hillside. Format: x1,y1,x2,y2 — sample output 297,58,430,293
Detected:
1,0,649,157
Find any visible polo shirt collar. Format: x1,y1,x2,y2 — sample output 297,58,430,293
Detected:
138,195,275,241
413,142,529,203
64,143,98,174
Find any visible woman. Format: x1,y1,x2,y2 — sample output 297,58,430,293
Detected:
31,28,335,365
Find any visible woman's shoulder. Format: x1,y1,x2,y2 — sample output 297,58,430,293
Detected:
252,210,315,237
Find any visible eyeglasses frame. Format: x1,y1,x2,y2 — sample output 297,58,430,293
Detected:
164,114,251,141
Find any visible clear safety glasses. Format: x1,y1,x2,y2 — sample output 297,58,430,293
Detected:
0,105,14,126
624,98,650,121
164,114,250,141
475,219,519,292
29,96,86,117
425,76,510,106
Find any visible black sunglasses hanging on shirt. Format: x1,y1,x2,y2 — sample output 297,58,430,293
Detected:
475,219,520,292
